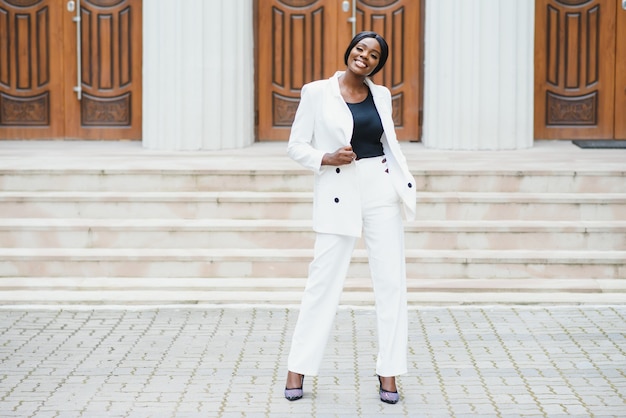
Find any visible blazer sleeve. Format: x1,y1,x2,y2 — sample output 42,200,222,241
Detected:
286,83,327,173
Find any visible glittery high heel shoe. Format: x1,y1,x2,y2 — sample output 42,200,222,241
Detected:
378,375,399,404
284,373,304,401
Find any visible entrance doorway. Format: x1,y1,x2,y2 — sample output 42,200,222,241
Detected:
0,0,142,140
255,0,424,141
534,0,626,140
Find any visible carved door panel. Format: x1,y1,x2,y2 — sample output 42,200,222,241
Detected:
256,0,423,141
0,0,65,138
0,0,141,140
534,0,621,140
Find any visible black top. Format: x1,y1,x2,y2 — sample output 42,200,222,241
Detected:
346,89,384,160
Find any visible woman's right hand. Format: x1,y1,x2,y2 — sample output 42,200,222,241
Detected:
322,145,357,166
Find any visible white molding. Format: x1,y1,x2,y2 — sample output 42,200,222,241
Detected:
142,0,254,150
423,0,535,150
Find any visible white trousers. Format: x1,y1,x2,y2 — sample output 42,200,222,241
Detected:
287,155,408,377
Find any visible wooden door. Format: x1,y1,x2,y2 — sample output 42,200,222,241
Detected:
0,0,141,140
64,0,142,140
256,0,341,142
256,0,423,141
534,0,625,140
0,0,65,138
347,1,422,142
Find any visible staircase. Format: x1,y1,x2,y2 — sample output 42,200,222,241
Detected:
0,141,624,305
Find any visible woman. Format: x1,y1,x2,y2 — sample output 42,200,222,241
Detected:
284,31,416,404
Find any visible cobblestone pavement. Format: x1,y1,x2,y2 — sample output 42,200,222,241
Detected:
0,305,625,418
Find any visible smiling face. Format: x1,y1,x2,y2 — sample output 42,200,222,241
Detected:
346,37,382,77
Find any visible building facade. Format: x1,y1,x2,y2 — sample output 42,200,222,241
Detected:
143,0,536,150
1,0,624,150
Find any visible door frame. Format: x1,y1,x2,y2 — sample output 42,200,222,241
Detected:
0,0,142,141
615,2,626,139
253,0,425,142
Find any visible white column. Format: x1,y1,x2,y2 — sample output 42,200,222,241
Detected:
422,0,534,150
142,0,254,150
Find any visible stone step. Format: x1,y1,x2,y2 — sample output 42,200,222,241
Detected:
0,191,310,220
1,168,625,193
0,277,624,305
1,192,624,220
1,248,623,280
0,169,311,193
1,219,624,251
412,171,626,193
1,141,624,305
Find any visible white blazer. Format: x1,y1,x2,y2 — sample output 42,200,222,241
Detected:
287,71,417,237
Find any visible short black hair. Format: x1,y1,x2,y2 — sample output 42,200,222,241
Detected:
343,31,389,77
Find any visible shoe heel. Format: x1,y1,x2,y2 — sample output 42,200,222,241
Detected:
284,374,304,401
378,375,399,404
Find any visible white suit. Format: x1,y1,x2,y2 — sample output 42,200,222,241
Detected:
286,71,416,377
287,72,417,236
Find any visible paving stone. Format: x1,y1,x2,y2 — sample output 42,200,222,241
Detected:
1,306,626,417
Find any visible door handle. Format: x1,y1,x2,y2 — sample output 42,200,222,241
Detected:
69,0,82,100
342,0,356,37
623,0,626,10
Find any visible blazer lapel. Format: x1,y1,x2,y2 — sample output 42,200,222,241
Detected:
330,72,355,146
366,78,397,144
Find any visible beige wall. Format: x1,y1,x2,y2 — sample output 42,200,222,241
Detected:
142,0,255,150
422,0,534,150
